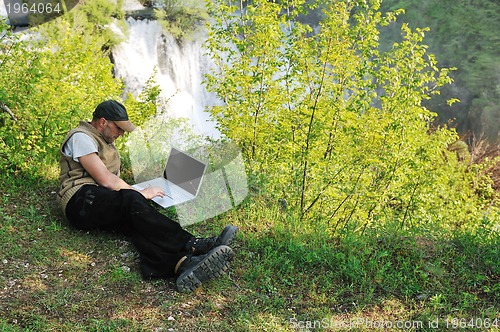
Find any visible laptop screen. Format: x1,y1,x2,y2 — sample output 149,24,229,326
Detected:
163,147,207,195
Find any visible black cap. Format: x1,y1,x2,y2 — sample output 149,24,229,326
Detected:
93,100,136,132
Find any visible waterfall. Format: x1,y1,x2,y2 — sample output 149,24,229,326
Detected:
111,17,221,138
111,16,248,227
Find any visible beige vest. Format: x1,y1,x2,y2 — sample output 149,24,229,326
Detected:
57,121,121,216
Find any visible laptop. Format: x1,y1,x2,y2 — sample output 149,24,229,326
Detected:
132,147,207,208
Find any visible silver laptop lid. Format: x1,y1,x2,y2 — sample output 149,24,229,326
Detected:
163,147,207,196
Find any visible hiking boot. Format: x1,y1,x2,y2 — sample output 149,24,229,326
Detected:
175,245,234,292
186,225,238,255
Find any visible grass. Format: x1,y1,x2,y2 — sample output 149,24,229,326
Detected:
0,170,499,331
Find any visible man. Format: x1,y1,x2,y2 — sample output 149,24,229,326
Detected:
57,100,238,292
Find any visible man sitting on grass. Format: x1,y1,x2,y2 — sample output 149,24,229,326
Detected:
57,100,238,292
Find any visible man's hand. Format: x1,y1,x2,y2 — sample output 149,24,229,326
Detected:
139,186,166,200
78,153,165,200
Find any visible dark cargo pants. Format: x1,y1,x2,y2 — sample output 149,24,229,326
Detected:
65,185,194,278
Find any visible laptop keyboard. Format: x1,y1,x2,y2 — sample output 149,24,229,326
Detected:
146,178,190,201
165,185,190,201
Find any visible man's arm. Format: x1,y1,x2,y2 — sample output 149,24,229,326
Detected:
79,153,165,200
79,153,130,190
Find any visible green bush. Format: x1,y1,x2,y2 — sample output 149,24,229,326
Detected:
205,0,498,235
0,16,123,176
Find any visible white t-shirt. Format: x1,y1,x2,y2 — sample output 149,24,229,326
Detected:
62,132,98,162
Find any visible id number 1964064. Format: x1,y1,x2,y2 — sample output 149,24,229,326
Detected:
5,1,62,15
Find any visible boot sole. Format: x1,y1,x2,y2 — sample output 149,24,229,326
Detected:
176,245,234,292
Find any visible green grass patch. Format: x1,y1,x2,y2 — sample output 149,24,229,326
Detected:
0,173,498,331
